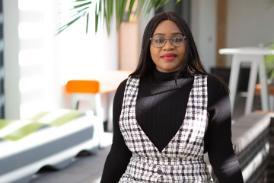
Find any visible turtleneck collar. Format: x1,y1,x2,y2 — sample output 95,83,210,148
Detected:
152,68,189,82
140,69,192,95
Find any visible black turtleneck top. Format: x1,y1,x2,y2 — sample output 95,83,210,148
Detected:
101,70,243,183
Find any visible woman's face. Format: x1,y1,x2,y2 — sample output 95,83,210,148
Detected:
150,20,186,73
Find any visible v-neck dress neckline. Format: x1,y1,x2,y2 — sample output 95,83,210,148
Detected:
134,77,195,153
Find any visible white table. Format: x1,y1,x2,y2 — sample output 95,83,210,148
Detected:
219,47,274,114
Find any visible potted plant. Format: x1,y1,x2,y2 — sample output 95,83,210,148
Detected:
265,43,274,84
57,0,181,34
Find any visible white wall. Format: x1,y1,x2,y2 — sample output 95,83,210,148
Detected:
227,0,274,47
191,0,217,72
3,0,20,118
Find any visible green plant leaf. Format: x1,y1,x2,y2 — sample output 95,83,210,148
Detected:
128,0,136,17
86,12,89,33
116,0,127,27
57,11,86,34
264,43,274,80
57,0,176,35
73,1,91,9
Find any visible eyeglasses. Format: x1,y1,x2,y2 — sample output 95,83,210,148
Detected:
150,34,186,48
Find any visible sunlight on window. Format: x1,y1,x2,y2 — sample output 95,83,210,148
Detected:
19,49,45,66
20,101,48,119
18,0,46,11
18,22,44,39
17,0,57,119
19,76,44,94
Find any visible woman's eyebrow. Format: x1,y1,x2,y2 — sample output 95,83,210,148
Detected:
171,32,183,35
153,33,165,36
153,32,182,36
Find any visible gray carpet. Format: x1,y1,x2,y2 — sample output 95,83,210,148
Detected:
30,146,111,183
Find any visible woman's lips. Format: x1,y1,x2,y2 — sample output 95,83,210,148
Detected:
160,53,177,61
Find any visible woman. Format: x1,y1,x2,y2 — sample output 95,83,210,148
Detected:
101,12,243,183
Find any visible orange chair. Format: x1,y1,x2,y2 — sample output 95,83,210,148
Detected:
64,80,104,118
65,80,100,94
64,80,106,147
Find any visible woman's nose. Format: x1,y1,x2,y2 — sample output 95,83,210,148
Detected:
162,39,175,50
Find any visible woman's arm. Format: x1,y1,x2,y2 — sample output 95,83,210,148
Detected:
206,75,243,183
100,79,132,183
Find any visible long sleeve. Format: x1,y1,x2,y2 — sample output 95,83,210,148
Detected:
100,79,132,183
206,75,244,183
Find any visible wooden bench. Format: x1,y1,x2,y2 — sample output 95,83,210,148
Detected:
206,112,273,182
232,112,271,182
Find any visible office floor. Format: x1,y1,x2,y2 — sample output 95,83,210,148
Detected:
29,95,261,183
30,138,111,183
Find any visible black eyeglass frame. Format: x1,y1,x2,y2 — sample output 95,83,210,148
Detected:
149,35,187,48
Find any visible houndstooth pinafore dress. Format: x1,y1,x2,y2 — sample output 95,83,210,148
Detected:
118,75,212,183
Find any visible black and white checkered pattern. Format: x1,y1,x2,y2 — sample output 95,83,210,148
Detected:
119,75,212,182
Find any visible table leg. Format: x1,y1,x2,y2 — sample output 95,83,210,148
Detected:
270,96,274,111
229,56,241,112
245,59,259,114
107,92,115,131
258,57,269,111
